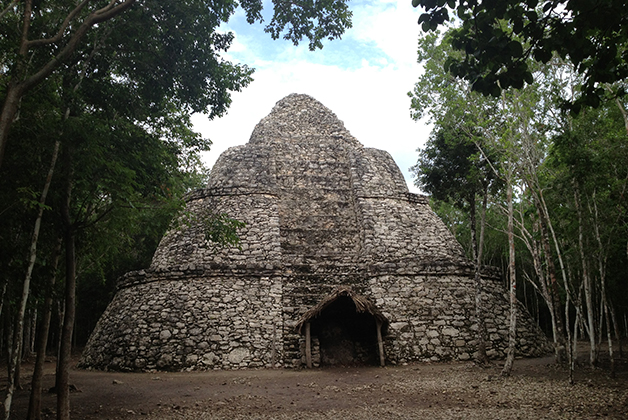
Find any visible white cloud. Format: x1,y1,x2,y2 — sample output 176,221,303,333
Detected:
348,0,420,68
193,0,431,193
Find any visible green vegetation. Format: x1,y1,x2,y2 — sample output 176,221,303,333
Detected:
412,0,628,112
410,24,628,378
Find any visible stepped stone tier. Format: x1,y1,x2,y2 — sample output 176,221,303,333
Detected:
80,94,551,371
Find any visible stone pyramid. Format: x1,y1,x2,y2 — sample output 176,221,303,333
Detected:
80,94,550,371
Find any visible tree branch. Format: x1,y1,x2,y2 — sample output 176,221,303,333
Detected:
20,0,136,93
26,0,91,48
0,0,18,21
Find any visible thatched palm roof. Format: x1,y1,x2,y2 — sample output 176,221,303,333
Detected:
295,287,388,334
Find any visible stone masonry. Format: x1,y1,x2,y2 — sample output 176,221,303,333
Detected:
80,94,551,371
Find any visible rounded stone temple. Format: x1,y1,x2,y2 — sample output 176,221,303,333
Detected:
80,94,550,371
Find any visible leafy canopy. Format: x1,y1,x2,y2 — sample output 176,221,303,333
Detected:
0,0,353,167
414,125,500,211
412,0,628,112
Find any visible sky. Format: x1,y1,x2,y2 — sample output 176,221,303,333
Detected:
191,0,431,193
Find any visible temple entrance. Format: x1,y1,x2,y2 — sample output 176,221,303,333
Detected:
312,296,378,365
297,288,388,367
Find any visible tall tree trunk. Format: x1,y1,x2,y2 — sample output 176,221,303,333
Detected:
502,180,517,376
27,236,63,420
530,219,559,347
610,303,622,358
573,182,596,366
26,309,37,358
57,145,75,420
528,187,569,364
470,194,489,365
2,139,59,420
22,311,31,360
564,280,574,384
5,318,14,378
590,195,615,377
518,187,562,359
538,208,568,363
539,190,575,362
570,283,585,385
602,292,615,378
0,279,8,335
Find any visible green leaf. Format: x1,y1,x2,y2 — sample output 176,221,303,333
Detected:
488,83,501,97
533,47,552,63
508,40,523,57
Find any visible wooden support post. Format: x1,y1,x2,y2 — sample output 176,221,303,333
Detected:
305,322,312,368
376,319,385,367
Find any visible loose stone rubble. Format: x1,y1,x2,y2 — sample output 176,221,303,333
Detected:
80,94,551,371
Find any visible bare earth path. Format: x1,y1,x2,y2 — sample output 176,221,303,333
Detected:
6,355,628,419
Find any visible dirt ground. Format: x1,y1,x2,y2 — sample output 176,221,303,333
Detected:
5,352,628,420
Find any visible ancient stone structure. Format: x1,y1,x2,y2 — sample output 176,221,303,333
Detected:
80,94,551,371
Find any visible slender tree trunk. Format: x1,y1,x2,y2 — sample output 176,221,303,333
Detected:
5,318,14,378
57,145,76,420
602,292,615,378
0,279,8,332
539,190,576,363
604,84,628,136
539,214,567,363
564,269,576,384
3,139,59,420
518,192,560,356
522,270,529,315
590,196,615,377
54,301,63,391
534,196,568,364
27,236,63,420
596,296,604,360
470,195,489,365
502,180,517,376
610,303,622,358
27,309,37,358
571,284,585,385
22,311,32,360
530,219,559,347
573,183,596,366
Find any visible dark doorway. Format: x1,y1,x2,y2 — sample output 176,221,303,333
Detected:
310,295,382,366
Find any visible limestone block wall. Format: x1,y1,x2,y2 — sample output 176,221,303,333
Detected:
349,148,410,199
281,269,551,368
150,191,282,270
368,273,550,363
247,96,361,148
82,266,550,371
274,141,361,263
356,195,467,265
80,271,285,371
206,144,277,194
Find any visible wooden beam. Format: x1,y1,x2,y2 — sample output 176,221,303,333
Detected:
376,319,385,367
305,322,312,368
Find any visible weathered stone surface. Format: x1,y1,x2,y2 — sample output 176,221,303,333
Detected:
80,94,551,371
